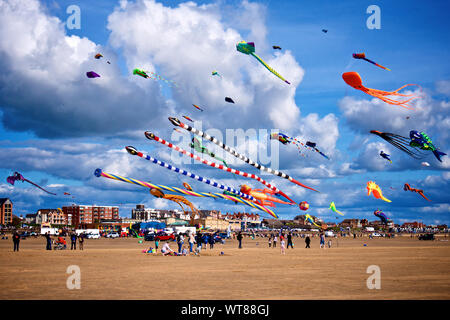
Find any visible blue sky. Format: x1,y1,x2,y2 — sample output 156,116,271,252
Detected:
0,0,449,225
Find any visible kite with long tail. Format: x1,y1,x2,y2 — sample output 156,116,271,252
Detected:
125,146,254,201
6,172,56,195
352,53,390,71
144,131,295,204
168,117,319,192
94,169,277,218
191,137,228,167
236,41,290,84
403,183,431,201
329,202,344,216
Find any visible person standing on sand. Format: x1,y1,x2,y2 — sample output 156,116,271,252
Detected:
280,236,286,255
188,232,195,253
237,231,243,249
13,231,20,252
45,232,52,250
273,234,277,248
78,233,84,250
177,233,184,254
305,236,311,248
155,237,160,252
319,233,325,248
209,234,215,249
70,232,77,250
196,232,202,252
268,234,272,248
287,232,294,249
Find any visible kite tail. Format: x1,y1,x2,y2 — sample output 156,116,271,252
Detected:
250,52,290,84
23,178,57,195
290,178,319,193
432,150,446,162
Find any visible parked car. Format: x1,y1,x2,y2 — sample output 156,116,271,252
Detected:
144,232,156,241
371,233,383,237
106,232,120,238
86,233,100,239
154,232,175,241
418,233,435,240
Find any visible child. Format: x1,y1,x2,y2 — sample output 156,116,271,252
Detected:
268,236,272,248
280,237,286,255
154,238,159,252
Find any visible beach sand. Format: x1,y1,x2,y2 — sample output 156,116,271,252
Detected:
1,235,449,300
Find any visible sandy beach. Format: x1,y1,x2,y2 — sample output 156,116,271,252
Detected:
1,235,449,300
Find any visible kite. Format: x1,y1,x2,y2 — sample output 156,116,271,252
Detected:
305,141,330,159
63,192,71,195
329,202,344,216
212,71,222,78
270,133,291,145
380,151,392,163
409,131,446,162
190,137,228,167
236,41,290,84
225,97,235,104
94,168,278,218
421,162,430,167
192,104,204,112
271,133,329,159
404,183,431,201
352,53,391,71
173,128,184,134
273,46,282,50
374,209,389,224
86,71,100,78
183,115,194,122
183,182,193,191
322,29,328,33
239,185,295,208
342,72,420,109
149,188,198,216
133,68,177,86
367,181,391,202
370,130,427,160
94,53,110,64
133,68,149,78
305,214,326,229
299,201,309,211
144,131,295,203
6,172,56,195
168,117,319,192
125,146,253,200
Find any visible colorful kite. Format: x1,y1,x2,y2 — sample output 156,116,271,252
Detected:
168,118,319,192
94,168,277,218
370,130,427,160
133,68,177,86
404,183,431,201
125,146,252,200
183,182,193,191
225,97,235,104
270,133,291,145
342,72,420,109
239,185,295,208
380,151,392,163
352,53,391,71
271,133,329,159
149,188,198,216
94,53,110,64
144,131,295,203
133,68,149,78
367,181,391,202
212,71,222,78
409,131,446,162
305,141,330,159
86,71,100,78
329,202,344,216
6,172,56,195
305,214,325,229
374,209,389,224
299,201,309,211
236,41,290,84
190,137,228,167
183,115,194,122
192,104,204,112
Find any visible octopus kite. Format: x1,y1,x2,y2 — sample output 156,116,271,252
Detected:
236,41,290,84
352,53,390,71
367,181,391,202
150,188,199,216
240,185,294,208
342,72,420,109
6,172,56,195
403,183,431,201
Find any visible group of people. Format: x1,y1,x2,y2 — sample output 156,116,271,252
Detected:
45,232,84,251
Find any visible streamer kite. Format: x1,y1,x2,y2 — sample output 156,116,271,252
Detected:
403,183,431,201
374,209,389,224
305,141,330,159
168,118,319,192
380,151,392,163
133,68,177,86
192,104,204,112
352,53,390,71
94,168,278,217
239,185,294,208
183,116,194,122
367,181,391,202
271,133,329,159
342,72,420,109
190,137,228,167
370,130,427,160
299,201,309,211
236,41,290,84
6,172,56,195
144,131,295,203
125,146,253,201
86,71,100,78
329,202,344,216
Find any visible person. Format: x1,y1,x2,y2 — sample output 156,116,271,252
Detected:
78,233,84,250
13,231,20,252
280,236,286,255
305,236,311,248
268,234,272,248
177,233,184,254
319,233,325,248
188,232,195,253
196,232,202,252
328,239,332,248
155,237,159,252
287,232,294,249
70,232,77,250
161,241,174,256
237,231,243,249
45,232,52,250
209,233,215,249
273,234,277,248
202,233,208,249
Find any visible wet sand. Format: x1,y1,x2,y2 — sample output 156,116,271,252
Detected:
1,235,449,299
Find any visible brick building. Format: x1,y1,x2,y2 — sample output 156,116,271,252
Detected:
0,198,13,225
36,209,67,225
62,205,119,227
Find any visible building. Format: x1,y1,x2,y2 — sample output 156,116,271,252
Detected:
36,209,67,225
401,222,426,229
339,219,363,229
131,205,187,221
62,205,119,227
25,213,38,224
0,198,13,225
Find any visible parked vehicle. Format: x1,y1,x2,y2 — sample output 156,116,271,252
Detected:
144,232,156,241
418,233,435,240
371,233,383,237
86,233,100,239
106,232,120,238
154,232,176,241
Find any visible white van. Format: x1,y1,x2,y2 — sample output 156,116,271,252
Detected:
324,231,335,237
76,229,100,239
40,227,59,235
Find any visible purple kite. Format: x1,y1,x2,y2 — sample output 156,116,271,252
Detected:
6,172,56,195
86,71,100,78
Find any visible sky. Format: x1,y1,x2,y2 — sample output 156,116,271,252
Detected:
0,0,449,225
